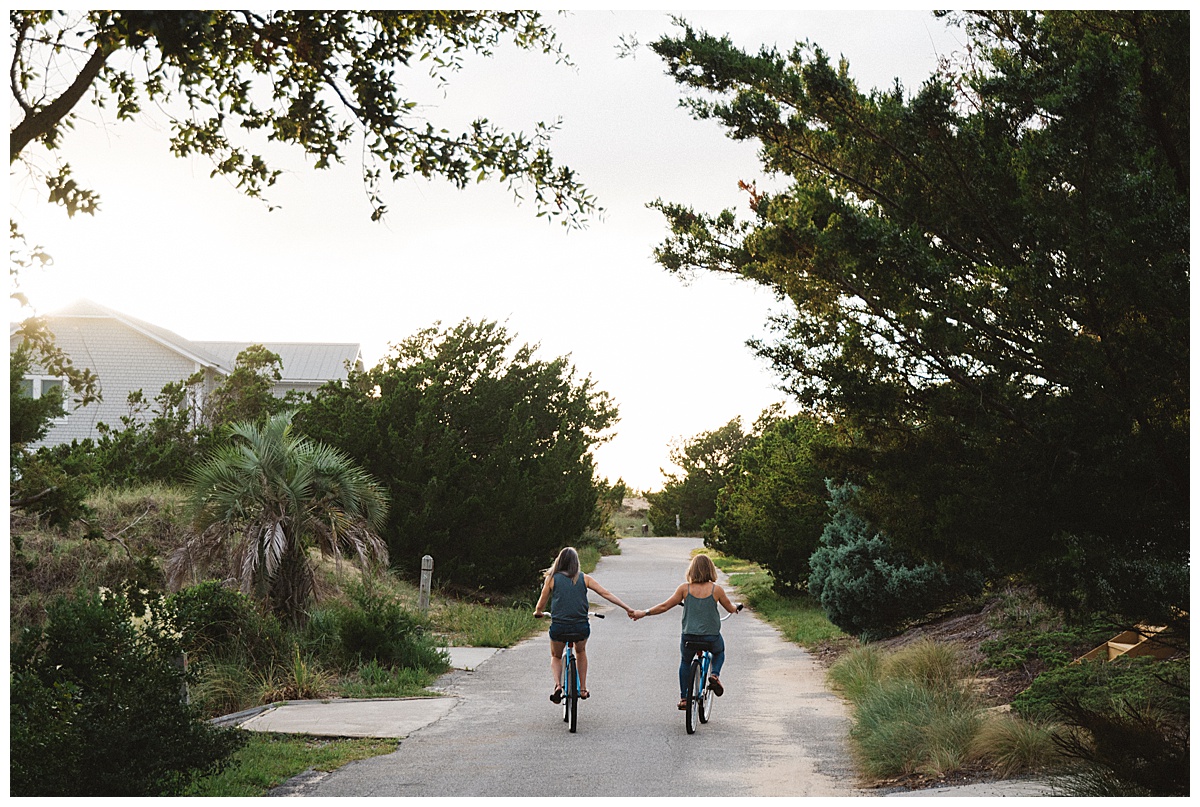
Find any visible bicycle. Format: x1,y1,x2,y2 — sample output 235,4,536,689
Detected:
536,610,604,733
683,603,742,735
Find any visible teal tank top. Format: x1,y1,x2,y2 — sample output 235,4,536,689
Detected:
550,572,589,629
681,584,722,635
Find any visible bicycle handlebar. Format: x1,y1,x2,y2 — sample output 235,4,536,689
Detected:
536,611,605,619
720,603,744,621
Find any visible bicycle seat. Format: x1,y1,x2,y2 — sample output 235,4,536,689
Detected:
684,640,715,653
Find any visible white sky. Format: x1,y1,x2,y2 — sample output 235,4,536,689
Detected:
9,10,966,492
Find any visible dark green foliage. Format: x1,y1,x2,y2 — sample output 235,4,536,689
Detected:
808,483,976,639
1012,657,1187,724
9,345,94,528
92,379,211,487
11,446,98,530
9,343,64,450
647,416,752,535
168,581,284,661
10,590,246,796
709,410,834,590
296,319,617,593
334,587,449,672
1014,658,1188,796
649,11,1188,626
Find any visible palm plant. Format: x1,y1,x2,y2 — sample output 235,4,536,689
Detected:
169,411,388,623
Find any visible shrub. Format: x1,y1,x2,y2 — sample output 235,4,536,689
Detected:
337,586,449,672
808,482,973,639
10,590,245,796
169,581,289,667
1011,657,1186,722
255,645,335,702
1013,657,1188,796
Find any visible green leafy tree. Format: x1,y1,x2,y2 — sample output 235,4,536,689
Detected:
709,409,835,590
10,589,245,796
647,417,752,535
10,10,598,225
296,319,618,592
648,11,1188,625
169,411,389,623
203,344,285,427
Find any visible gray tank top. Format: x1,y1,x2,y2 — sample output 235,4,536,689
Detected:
681,583,721,635
550,572,589,628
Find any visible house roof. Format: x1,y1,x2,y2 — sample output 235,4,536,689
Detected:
22,299,233,370
16,299,361,383
194,341,362,383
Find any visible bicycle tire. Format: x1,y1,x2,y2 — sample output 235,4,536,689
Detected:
700,672,715,724
685,659,702,734
561,650,572,724
567,655,579,733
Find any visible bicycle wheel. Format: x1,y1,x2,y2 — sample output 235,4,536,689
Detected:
566,655,579,733
561,650,572,724
685,659,702,734
699,671,715,724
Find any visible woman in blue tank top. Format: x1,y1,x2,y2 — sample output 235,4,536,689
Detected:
534,546,635,702
633,554,740,710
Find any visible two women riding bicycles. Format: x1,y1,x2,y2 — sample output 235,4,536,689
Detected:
535,548,739,730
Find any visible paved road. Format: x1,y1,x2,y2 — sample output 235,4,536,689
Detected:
306,537,863,797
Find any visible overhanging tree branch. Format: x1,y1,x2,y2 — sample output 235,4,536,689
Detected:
10,43,111,163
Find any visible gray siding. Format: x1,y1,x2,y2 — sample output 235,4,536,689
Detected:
11,316,212,447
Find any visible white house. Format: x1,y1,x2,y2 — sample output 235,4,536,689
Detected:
10,299,363,447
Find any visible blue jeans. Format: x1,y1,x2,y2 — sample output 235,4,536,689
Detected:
679,633,724,697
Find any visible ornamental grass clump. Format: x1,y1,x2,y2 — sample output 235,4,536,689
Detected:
830,639,1061,782
850,676,984,779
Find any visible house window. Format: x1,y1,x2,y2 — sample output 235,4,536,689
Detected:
20,377,68,414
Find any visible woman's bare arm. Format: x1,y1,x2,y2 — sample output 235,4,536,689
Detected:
585,575,635,614
534,574,554,616
714,584,739,614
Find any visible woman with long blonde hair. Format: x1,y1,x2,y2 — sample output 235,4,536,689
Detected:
534,546,635,702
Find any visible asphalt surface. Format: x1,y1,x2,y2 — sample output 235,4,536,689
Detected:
235,537,1054,798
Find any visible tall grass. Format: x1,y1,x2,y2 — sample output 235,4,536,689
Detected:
831,640,1063,782
433,600,540,647
970,712,1064,777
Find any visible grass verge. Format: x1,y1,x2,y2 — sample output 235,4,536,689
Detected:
184,732,396,796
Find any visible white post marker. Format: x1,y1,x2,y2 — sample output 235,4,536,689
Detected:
419,554,433,612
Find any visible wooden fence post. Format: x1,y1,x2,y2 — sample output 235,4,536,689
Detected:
419,554,434,613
